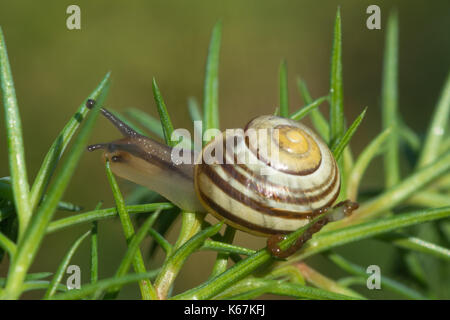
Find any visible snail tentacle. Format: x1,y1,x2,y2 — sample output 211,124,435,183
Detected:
87,98,138,138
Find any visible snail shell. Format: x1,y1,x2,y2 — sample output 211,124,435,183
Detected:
195,115,340,236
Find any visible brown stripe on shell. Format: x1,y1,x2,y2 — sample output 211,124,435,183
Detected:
198,189,292,235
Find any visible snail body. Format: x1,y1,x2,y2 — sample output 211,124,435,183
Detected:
87,99,355,256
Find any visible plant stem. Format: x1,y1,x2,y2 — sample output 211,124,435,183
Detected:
173,211,205,250
347,128,391,201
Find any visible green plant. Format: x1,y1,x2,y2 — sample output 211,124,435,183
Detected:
0,9,449,300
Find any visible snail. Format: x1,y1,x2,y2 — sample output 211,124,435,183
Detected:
86,99,358,258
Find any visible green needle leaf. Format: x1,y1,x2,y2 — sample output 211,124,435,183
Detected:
329,8,345,146
148,228,173,255
0,231,16,257
290,96,328,121
200,240,256,256
152,78,175,147
0,27,32,238
203,21,222,137
331,107,367,160
47,203,173,234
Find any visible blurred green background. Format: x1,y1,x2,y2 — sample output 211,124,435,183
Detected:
0,0,449,299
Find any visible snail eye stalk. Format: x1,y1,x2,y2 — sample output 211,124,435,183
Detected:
87,143,107,152
85,99,140,138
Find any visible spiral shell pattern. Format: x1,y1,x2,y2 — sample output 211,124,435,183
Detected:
194,115,341,236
